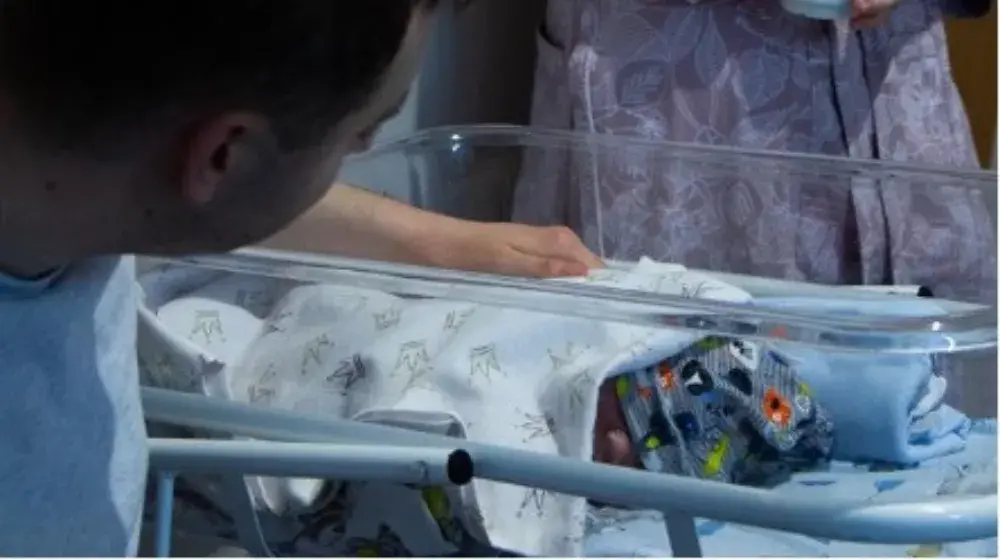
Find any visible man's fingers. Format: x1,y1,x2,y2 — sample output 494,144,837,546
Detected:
513,252,590,278
478,247,590,278
579,250,607,271
532,226,606,270
480,223,603,277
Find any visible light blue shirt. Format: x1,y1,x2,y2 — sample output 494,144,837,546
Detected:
0,256,147,555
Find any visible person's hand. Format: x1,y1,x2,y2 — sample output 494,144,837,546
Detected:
437,222,605,278
850,0,898,28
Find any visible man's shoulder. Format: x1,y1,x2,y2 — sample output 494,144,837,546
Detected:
0,255,147,556
0,255,133,297
0,255,136,340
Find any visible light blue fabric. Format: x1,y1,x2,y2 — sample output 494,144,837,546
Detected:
756,297,971,465
0,257,147,556
585,421,996,557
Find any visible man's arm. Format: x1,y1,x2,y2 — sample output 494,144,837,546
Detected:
262,182,458,267
262,182,604,277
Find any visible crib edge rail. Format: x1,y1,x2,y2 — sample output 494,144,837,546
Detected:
143,388,998,550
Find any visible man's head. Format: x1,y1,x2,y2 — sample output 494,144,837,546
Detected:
0,0,436,273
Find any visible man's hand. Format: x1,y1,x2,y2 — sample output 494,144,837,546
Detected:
440,222,605,278
851,0,898,28
266,183,603,279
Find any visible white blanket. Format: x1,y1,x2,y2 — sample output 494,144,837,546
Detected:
137,259,754,556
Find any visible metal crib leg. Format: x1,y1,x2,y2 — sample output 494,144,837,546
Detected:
219,473,275,557
154,472,176,558
663,512,702,558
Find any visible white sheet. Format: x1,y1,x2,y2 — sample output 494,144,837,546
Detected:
137,261,995,557
138,259,752,556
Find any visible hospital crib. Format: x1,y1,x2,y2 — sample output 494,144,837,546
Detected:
140,126,999,557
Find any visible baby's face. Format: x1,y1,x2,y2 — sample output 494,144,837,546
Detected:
593,379,636,467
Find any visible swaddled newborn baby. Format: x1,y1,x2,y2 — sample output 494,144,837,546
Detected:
594,338,833,486
138,259,834,556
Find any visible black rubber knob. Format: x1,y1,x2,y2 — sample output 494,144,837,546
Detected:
917,286,934,298
446,449,475,485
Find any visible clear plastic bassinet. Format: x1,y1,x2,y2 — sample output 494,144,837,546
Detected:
344,125,999,407
141,125,998,556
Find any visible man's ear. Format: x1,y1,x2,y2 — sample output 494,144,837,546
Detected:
180,113,271,206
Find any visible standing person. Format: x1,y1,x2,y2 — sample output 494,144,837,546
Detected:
514,0,996,304
0,1,600,555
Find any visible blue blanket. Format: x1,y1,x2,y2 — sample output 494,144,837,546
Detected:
757,297,970,465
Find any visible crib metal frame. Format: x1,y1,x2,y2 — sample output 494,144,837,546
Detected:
140,250,998,556
144,388,997,558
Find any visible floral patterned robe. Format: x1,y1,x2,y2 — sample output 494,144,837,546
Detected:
513,0,996,305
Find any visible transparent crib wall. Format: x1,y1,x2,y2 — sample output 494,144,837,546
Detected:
336,124,999,415
339,0,540,219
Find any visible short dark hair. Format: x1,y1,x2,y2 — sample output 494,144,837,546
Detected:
0,0,438,153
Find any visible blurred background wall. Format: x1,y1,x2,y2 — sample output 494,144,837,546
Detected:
945,7,997,169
